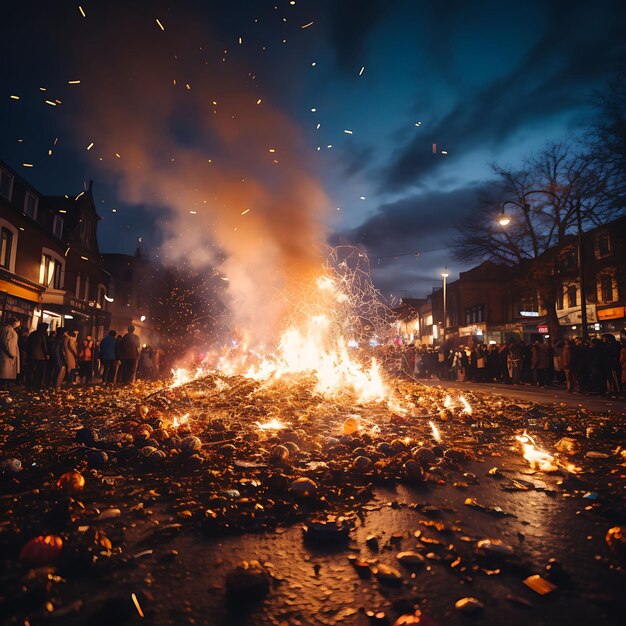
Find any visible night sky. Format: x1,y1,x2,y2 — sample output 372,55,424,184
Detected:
1,0,625,301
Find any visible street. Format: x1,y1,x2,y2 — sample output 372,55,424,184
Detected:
1,374,625,626
416,379,626,414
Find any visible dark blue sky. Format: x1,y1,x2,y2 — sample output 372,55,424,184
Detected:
1,0,625,299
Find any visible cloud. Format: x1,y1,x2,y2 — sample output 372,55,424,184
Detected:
331,184,484,295
381,0,626,189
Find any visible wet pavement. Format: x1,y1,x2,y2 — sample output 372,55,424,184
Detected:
1,376,625,626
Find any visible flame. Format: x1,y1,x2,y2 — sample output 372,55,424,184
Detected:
429,420,442,442
168,269,389,403
444,395,453,409
255,418,289,431
515,431,558,472
172,413,190,429
459,396,472,414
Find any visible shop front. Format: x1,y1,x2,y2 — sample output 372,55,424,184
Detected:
0,273,44,329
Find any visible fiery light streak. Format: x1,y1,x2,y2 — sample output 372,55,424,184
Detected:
460,396,472,414
515,431,558,472
429,421,442,442
156,18,165,31
255,418,288,431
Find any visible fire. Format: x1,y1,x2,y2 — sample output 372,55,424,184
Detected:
255,418,288,431
172,413,189,429
429,420,442,442
515,431,558,472
459,396,472,414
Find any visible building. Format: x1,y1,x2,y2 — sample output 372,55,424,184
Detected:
430,261,517,346
101,249,161,344
0,159,111,336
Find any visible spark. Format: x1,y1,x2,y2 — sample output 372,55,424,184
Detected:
429,421,442,443
238,36,243,44
131,593,144,618
48,149,53,156
316,123,321,129
115,153,121,158
441,150,448,155
241,208,250,215
10,95,19,100
156,18,165,31
359,66,365,76
268,148,276,153
80,256,89,261
256,98,262,104
68,80,81,84
75,191,85,200
78,6,86,18
45,100,57,106
459,396,472,414
310,107,316,112
301,21,314,29
256,418,288,431
344,129,353,134
22,163,34,167
189,210,197,214
86,142,94,150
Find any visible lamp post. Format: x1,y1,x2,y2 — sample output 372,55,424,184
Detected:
496,192,588,340
441,269,449,345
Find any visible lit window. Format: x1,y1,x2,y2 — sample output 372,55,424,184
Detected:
40,253,63,289
567,284,577,308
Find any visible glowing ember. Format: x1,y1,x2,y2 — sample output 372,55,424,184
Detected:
444,394,453,409
516,431,558,472
172,413,189,429
255,418,288,431
460,396,472,414
429,420,442,443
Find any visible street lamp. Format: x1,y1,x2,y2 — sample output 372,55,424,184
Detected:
441,269,448,344
497,190,588,339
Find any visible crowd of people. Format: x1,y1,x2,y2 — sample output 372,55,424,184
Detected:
0,318,169,391
381,336,626,396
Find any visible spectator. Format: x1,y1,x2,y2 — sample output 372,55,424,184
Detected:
119,325,140,384
64,331,79,384
78,335,95,384
26,322,49,390
0,317,21,389
51,327,68,389
100,330,119,384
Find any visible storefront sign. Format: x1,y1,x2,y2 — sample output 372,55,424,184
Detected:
538,324,549,334
597,306,625,321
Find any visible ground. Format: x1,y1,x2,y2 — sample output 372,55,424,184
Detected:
0,374,625,626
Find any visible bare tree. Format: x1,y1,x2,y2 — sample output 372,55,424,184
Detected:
453,141,616,339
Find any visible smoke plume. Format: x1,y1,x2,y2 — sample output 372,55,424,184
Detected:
73,9,328,341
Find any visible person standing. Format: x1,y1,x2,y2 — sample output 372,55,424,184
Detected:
26,322,50,390
78,335,94,384
64,330,79,384
119,325,140,384
0,318,21,389
100,330,118,384
51,328,67,389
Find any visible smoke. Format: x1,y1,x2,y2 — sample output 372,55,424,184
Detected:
72,8,328,341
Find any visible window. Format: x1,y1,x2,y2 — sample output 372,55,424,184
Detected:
24,192,38,220
596,231,611,258
0,168,14,200
1,227,13,269
561,247,578,271
52,215,64,238
40,253,64,289
599,273,614,303
567,284,577,308
464,304,485,325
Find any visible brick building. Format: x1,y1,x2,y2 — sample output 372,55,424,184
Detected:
0,159,111,337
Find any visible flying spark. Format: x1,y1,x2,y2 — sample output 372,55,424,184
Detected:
156,18,165,31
